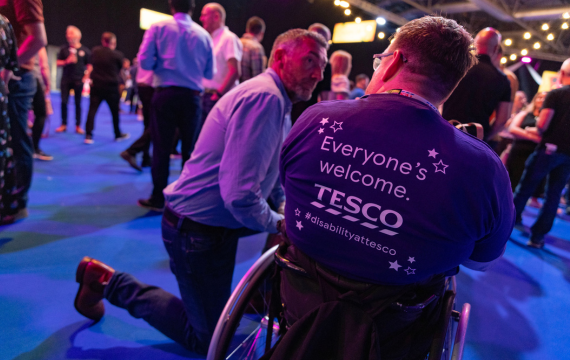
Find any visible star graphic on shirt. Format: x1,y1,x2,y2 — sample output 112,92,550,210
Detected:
330,121,343,133
404,267,416,275
295,208,301,216
389,260,402,271
296,221,303,231
318,128,324,134
428,149,438,158
433,160,449,174
320,117,329,125
408,257,415,263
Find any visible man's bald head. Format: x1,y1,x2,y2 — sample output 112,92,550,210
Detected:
474,27,501,56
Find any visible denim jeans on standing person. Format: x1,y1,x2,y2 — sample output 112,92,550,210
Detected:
513,148,570,241
8,71,37,210
104,211,252,354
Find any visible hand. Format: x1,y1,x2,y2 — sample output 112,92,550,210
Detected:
210,91,220,102
67,54,77,64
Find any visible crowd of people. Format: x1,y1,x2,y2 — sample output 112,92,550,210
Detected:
1,0,570,358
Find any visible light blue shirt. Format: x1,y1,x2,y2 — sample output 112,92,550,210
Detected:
164,68,291,233
138,13,214,91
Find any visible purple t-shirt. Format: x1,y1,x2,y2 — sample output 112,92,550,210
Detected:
280,94,515,285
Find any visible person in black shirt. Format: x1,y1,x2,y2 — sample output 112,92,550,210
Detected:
84,32,128,144
512,58,570,249
442,28,512,145
55,26,91,134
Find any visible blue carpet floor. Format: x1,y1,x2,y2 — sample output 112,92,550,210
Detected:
1,93,570,360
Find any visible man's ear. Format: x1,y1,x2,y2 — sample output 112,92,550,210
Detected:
273,48,286,67
381,50,405,82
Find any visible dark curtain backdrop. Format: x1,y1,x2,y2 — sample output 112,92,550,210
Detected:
42,0,387,81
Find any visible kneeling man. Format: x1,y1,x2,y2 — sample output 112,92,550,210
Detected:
73,29,328,354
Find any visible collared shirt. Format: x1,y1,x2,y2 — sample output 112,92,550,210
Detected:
136,66,154,87
164,68,291,233
442,54,511,138
138,13,214,91
203,26,242,90
280,94,514,285
239,33,265,82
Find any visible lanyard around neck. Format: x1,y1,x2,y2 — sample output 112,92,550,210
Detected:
384,89,439,113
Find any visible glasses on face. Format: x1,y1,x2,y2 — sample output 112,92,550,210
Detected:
372,52,408,71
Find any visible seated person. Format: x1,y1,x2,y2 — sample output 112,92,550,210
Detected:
276,16,514,360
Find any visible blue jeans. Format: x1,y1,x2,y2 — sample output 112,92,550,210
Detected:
104,211,249,354
513,149,570,240
8,72,37,210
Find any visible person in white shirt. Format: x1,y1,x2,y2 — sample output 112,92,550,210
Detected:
136,0,214,211
199,2,242,122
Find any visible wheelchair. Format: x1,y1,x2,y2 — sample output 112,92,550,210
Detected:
207,245,471,360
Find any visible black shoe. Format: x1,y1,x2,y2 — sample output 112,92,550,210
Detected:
120,151,142,172
137,198,165,212
115,133,130,142
33,150,54,161
84,135,94,144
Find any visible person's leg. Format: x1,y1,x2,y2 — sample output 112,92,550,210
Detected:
148,89,177,205
104,216,240,354
31,78,47,152
7,72,37,211
59,79,71,127
200,92,217,127
178,94,202,168
125,86,154,156
513,149,554,223
73,81,84,128
104,86,123,138
530,154,570,242
85,87,104,138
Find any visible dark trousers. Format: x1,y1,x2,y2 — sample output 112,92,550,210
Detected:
60,78,83,126
150,87,201,203
125,85,154,161
506,141,545,197
104,212,249,354
513,149,570,239
7,72,36,209
201,92,218,124
85,84,122,138
31,77,46,151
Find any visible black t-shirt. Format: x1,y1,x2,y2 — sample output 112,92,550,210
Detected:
89,45,123,87
540,85,570,156
57,44,91,82
442,55,511,138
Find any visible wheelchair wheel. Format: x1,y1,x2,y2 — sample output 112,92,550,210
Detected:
207,245,280,360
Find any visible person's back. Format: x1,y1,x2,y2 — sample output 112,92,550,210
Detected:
90,45,122,87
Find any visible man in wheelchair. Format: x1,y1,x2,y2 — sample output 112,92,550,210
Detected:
275,16,515,360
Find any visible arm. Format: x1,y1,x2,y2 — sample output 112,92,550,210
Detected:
137,28,157,71
218,93,284,233
17,22,47,65
250,47,265,78
508,111,541,143
214,57,240,98
536,108,555,135
487,101,512,139
37,47,50,93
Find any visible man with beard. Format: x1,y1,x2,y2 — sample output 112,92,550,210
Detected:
73,29,328,354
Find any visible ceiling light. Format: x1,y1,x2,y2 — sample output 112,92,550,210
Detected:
500,57,507,64
510,54,517,61
523,32,531,39
355,17,361,23
521,49,528,55
547,33,554,41
378,32,385,39
533,42,541,49
563,12,570,19
522,57,532,63
376,17,386,25
504,39,512,46
541,23,549,31
562,23,569,30
344,8,351,15
339,1,349,8
334,0,340,5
